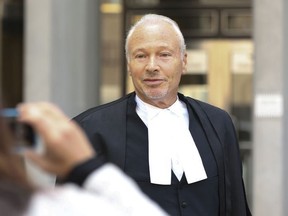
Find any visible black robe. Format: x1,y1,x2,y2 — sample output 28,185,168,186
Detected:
73,92,252,216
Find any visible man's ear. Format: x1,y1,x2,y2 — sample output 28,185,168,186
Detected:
182,52,188,74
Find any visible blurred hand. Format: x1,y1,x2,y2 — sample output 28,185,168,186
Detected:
17,102,95,178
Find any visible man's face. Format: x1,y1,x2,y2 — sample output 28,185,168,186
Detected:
127,22,187,108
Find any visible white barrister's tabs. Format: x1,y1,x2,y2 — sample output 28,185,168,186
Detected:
254,94,283,118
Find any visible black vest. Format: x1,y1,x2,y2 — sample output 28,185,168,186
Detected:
124,97,219,216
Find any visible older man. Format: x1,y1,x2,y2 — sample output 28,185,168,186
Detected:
73,14,251,216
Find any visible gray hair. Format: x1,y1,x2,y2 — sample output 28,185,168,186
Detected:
125,14,186,61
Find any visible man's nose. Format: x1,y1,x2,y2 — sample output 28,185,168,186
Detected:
146,56,159,72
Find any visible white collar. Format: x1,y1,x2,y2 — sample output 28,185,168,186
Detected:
135,95,187,123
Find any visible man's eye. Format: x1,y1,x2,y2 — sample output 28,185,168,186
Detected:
160,53,171,57
135,54,146,59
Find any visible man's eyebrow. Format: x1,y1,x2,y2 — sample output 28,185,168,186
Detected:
131,48,146,56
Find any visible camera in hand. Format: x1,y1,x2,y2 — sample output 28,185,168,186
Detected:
1,108,36,150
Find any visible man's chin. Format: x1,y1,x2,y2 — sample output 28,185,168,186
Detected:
144,91,167,100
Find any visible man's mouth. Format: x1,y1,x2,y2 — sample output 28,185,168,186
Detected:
143,78,164,86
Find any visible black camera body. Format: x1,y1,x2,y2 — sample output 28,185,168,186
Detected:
1,108,36,151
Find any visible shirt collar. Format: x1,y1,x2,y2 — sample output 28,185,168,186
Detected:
135,95,186,120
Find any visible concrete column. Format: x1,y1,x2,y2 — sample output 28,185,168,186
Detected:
253,0,288,215
283,0,288,214
24,0,100,117
24,0,100,186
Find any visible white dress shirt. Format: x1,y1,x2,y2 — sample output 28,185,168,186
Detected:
135,96,207,185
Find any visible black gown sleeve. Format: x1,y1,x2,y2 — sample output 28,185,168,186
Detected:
60,155,107,186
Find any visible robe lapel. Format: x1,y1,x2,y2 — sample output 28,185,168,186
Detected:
179,94,227,216
97,94,133,170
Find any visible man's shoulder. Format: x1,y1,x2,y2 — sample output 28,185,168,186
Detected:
73,93,134,122
181,94,227,116
180,94,232,128
182,94,235,136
